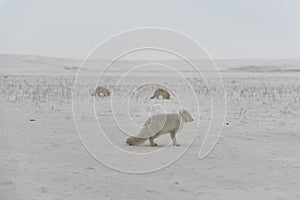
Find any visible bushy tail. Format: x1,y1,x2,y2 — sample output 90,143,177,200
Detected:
126,136,147,146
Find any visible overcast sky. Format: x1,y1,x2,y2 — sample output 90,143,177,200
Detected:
0,0,299,59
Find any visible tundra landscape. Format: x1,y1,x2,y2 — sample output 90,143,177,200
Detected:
1,55,300,199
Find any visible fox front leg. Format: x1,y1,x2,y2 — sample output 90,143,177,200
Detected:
170,131,180,146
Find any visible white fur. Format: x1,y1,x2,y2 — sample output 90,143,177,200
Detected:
126,109,194,146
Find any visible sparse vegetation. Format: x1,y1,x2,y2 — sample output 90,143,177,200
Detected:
0,75,299,121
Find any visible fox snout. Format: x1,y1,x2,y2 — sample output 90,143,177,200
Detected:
188,117,194,122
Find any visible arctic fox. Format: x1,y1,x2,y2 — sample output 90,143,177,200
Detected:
150,88,170,99
91,86,110,97
126,109,194,146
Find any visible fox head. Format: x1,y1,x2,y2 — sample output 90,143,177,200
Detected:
179,109,194,122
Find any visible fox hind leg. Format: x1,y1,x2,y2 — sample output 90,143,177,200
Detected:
149,136,158,147
149,132,160,147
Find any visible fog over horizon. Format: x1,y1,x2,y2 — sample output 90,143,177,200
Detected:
0,0,300,60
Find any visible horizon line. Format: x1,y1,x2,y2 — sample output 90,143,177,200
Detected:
1,53,300,61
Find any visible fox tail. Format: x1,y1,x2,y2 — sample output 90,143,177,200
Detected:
126,136,147,146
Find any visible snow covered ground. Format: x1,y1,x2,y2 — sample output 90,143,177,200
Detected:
1,55,300,199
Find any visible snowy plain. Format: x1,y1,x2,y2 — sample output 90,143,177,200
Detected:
1,55,300,200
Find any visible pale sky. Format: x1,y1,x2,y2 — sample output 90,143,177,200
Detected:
0,0,299,59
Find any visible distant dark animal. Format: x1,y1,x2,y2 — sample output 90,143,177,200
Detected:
91,86,110,97
150,88,170,99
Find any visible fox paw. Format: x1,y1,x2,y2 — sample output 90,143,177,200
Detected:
174,144,181,147
151,143,158,147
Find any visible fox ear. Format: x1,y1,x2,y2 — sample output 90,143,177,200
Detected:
179,109,187,116
181,109,187,114
179,110,183,116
